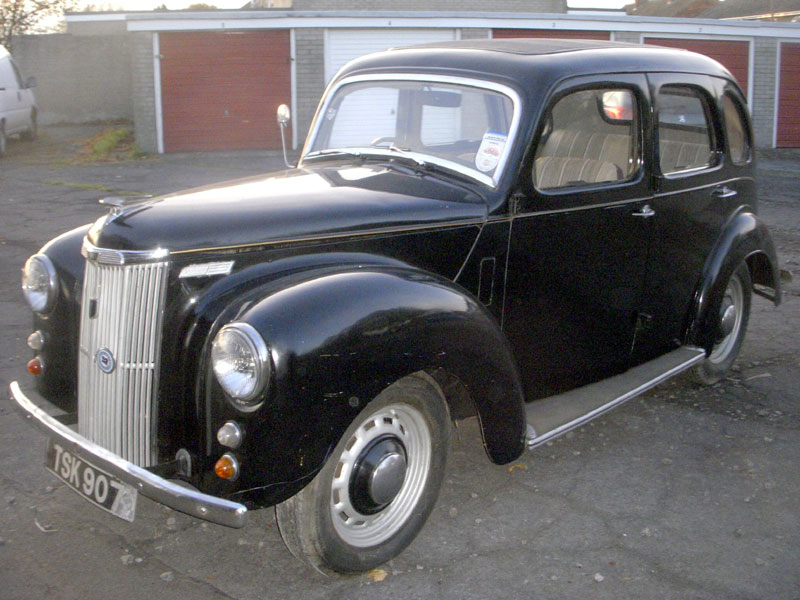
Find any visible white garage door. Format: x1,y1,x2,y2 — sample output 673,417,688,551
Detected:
325,29,458,82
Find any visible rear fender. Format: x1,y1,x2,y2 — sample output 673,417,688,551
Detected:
687,210,781,350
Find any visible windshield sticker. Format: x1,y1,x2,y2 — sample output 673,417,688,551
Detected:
475,132,507,173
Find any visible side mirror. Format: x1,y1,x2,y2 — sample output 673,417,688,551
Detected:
276,104,293,169
277,104,291,127
599,90,633,123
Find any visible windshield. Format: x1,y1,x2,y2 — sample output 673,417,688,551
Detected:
303,76,520,187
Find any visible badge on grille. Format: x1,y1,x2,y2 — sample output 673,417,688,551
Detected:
95,348,116,374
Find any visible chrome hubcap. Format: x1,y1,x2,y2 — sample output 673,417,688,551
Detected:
330,403,431,547
709,274,744,364
368,447,407,506
349,436,408,514
718,300,737,339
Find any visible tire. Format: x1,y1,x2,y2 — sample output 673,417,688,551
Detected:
0,122,7,157
275,373,450,574
694,262,752,385
21,110,37,141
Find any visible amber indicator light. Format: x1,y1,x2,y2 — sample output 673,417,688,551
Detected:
27,357,43,376
214,454,238,480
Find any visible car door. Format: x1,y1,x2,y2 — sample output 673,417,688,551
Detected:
8,58,33,133
503,75,655,401
631,74,733,364
0,55,25,133
0,55,16,131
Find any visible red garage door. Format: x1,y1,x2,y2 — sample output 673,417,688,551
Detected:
644,38,749,95
160,31,290,153
494,29,610,40
777,42,800,148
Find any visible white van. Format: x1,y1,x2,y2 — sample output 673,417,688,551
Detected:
0,45,37,156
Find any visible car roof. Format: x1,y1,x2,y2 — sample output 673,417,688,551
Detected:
335,38,736,93
402,38,647,56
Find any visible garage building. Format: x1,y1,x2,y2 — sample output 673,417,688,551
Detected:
50,9,800,152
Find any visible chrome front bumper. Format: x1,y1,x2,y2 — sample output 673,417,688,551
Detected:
9,381,247,528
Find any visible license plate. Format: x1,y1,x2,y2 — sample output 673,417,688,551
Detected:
45,439,138,522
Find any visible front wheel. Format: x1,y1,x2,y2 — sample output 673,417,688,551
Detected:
694,262,752,385
276,373,450,574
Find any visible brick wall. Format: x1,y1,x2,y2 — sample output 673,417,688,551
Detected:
12,34,132,125
611,31,641,43
460,28,491,40
294,28,325,147
751,37,778,148
130,33,158,153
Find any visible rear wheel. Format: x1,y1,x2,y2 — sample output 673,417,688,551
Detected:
694,263,752,385
276,373,449,574
21,110,37,141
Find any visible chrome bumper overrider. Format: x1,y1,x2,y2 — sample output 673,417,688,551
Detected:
9,381,247,528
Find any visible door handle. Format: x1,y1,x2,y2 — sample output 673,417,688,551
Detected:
712,185,737,199
631,204,655,219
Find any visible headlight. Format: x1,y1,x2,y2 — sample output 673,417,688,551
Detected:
21,254,59,314
211,322,270,408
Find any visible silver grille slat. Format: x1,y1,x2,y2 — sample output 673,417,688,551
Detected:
78,256,169,467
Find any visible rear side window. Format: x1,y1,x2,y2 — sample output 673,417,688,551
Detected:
722,93,751,165
657,86,715,174
533,87,638,190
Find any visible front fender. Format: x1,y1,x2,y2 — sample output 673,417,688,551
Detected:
217,267,526,506
687,210,781,350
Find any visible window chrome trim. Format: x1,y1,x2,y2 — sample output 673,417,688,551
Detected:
82,238,169,266
301,73,523,189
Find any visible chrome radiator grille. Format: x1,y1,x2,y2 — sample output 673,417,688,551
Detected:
77,254,169,467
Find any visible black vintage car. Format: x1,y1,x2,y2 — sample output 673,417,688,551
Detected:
12,39,782,574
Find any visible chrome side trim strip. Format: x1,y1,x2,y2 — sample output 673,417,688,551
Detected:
526,346,706,449
9,381,247,529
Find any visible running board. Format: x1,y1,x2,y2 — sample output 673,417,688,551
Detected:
525,346,706,449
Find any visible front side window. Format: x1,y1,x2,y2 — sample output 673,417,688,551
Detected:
533,87,638,191
305,77,518,187
657,86,715,174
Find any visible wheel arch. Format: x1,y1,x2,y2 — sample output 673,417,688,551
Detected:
233,267,527,466
198,264,525,503
687,210,781,351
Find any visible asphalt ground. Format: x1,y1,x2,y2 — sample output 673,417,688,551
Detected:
1,126,799,600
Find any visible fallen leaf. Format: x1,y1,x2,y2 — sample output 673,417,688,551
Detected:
745,373,772,381
34,519,57,533
367,568,388,583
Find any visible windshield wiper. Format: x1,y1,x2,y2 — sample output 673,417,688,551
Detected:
302,149,364,162
382,144,427,168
